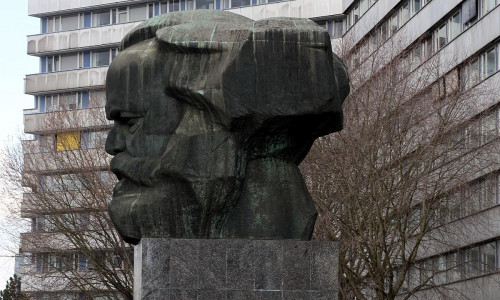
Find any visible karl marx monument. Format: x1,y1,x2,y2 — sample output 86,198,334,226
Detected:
105,10,348,298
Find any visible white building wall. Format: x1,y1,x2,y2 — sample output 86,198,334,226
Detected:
27,21,141,55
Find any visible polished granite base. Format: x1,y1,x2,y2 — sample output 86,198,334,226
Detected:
134,238,338,300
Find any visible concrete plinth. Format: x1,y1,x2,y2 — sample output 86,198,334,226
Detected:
134,238,338,299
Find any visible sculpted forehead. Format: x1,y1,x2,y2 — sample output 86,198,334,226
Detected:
106,39,164,119
106,10,339,122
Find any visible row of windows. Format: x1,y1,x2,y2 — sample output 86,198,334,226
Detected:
391,37,499,96
434,173,499,227
30,213,103,233
34,130,108,153
34,92,88,112
37,171,114,194
40,0,287,34
349,0,500,71
348,0,432,69
315,19,344,39
402,239,499,291
345,0,378,29
25,250,132,274
462,43,500,90
31,293,115,300
40,49,117,73
31,91,106,113
346,0,430,32
447,105,500,162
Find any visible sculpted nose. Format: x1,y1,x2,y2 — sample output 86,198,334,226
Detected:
105,125,127,155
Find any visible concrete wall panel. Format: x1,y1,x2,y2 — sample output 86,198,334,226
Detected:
25,67,107,95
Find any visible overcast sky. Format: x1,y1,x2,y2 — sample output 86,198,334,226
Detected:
0,1,39,286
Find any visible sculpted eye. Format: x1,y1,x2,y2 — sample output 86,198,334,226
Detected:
126,118,142,133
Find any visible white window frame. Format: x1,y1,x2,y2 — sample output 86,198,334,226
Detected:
90,49,117,67
91,9,112,27
481,46,498,79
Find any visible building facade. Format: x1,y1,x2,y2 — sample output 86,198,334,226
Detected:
20,0,499,299
342,0,500,299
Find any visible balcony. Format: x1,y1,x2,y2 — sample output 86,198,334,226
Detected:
21,191,111,217
25,67,107,95
20,230,116,253
227,0,342,19
23,107,111,134
28,0,136,17
23,148,111,173
27,22,141,55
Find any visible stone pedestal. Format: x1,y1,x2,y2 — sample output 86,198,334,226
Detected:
134,238,338,299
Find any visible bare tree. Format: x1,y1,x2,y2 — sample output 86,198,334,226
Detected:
1,90,133,300
302,33,500,299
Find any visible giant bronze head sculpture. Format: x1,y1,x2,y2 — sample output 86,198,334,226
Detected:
105,10,349,245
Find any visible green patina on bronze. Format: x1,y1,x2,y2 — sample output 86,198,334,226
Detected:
105,10,349,245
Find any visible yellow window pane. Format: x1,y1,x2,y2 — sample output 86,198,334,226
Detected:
56,132,81,151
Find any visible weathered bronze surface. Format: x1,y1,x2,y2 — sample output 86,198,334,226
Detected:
105,10,349,245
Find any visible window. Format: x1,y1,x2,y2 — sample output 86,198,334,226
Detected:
434,9,463,52
61,14,79,31
41,95,59,112
482,0,498,15
480,242,496,274
360,0,368,15
379,21,388,42
462,246,480,278
446,252,460,282
43,55,60,73
436,23,447,50
480,177,497,209
412,0,422,13
56,132,81,151
463,58,480,89
465,121,481,150
129,5,147,22
46,16,60,33
77,214,90,230
333,20,343,38
369,31,379,52
433,256,447,285
92,10,111,27
481,111,497,144
56,253,75,272
116,8,128,23
38,92,87,112
482,47,498,78
161,0,181,12
78,253,88,272
400,1,410,25
449,11,461,40
407,265,420,289
224,0,250,8
81,131,108,149
92,50,111,67
353,4,360,23
60,53,79,71
316,19,343,39
196,0,215,9
36,254,43,272
89,90,105,108
390,13,399,36
59,93,80,110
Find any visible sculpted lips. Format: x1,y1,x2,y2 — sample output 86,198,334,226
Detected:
109,152,161,188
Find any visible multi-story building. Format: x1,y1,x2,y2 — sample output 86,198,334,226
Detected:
20,0,500,299
341,0,500,299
